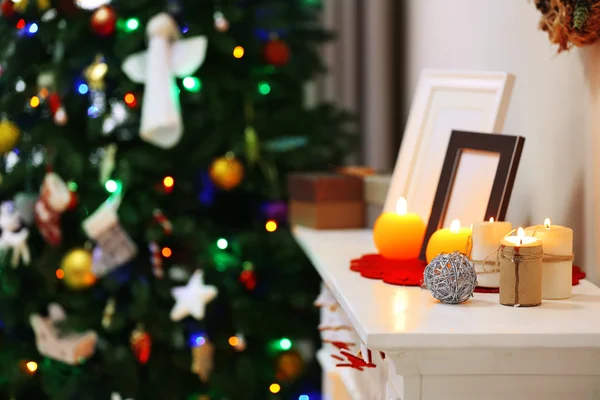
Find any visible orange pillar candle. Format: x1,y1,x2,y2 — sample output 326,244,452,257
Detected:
425,219,472,263
373,197,426,260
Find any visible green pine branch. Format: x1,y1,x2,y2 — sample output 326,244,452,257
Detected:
573,0,590,30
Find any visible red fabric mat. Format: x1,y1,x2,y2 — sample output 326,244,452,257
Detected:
350,254,586,293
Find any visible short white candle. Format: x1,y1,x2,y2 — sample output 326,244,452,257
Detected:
471,218,512,288
525,219,573,300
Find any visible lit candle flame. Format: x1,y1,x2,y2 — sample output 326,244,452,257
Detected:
517,227,525,245
396,197,407,216
489,217,494,223
450,219,460,234
544,218,551,229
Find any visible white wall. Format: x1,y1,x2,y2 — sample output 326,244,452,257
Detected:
405,0,598,282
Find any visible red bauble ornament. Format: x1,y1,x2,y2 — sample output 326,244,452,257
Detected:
90,5,116,36
263,39,290,67
1,0,15,19
48,93,62,115
239,269,256,290
131,326,152,364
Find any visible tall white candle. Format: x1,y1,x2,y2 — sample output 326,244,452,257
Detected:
471,218,512,288
525,219,573,299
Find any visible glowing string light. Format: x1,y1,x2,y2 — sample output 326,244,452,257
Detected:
228,336,239,347
26,361,38,373
278,338,292,350
78,83,89,95
125,18,140,32
124,93,137,107
182,77,201,93
56,269,64,279
269,384,281,394
163,176,174,188
105,179,118,193
30,96,40,108
233,46,244,58
258,81,271,95
216,238,228,250
189,332,206,347
265,220,277,232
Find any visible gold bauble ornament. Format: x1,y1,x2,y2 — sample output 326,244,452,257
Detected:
13,0,50,12
60,248,96,289
209,153,245,190
37,0,50,10
84,54,108,91
0,120,21,155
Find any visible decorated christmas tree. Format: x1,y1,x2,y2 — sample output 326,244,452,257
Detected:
0,0,355,398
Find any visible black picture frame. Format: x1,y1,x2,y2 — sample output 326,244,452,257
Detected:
419,130,525,260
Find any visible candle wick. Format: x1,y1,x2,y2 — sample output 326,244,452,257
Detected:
519,239,522,245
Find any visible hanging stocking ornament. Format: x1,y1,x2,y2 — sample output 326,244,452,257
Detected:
82,201,137,277
34,172,71,246
122,13,207,148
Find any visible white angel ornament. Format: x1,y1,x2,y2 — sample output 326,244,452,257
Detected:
0,201,30,268
122,13,208,149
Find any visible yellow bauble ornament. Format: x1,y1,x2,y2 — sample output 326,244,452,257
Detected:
209,154,245,190
60,249,96,290
0,120,21,155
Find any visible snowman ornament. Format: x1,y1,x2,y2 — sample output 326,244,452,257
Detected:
122,13,208,149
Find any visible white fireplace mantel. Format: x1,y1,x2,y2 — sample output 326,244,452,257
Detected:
294,226,600,400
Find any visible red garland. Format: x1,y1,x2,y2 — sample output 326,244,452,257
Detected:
350,254,586,294
332,350,376,371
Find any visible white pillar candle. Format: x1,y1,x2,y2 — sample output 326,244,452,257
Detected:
471,218,512,288
525,219,573,300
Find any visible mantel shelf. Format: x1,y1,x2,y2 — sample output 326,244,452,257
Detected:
293,225,600,351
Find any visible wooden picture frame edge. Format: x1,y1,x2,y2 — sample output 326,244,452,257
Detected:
418,130,525,261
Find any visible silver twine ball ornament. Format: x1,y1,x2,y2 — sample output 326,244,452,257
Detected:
422,252,477,304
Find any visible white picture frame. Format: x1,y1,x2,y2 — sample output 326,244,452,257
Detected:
384,70,515,224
